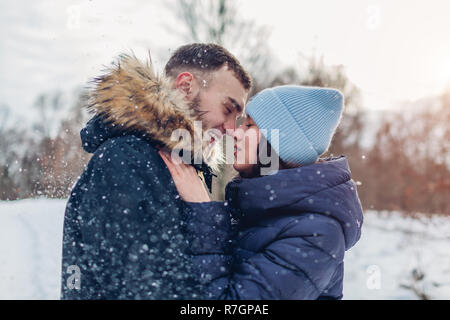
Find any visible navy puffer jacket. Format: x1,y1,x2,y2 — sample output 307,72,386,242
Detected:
61,54,223,299
184,156,363,299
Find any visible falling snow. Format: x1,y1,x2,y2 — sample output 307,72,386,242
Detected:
1,199,448,299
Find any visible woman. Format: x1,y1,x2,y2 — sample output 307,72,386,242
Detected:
159,85,363,299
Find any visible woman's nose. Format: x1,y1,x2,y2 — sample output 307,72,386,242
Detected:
233,126,244,141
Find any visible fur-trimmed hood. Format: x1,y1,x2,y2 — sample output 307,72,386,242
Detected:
84,53,222,172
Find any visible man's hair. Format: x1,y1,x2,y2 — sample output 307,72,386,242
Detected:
164,43,252,91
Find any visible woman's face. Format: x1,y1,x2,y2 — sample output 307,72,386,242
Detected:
232,116,261,175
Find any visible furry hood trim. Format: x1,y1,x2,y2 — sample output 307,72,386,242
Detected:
87,53,223,172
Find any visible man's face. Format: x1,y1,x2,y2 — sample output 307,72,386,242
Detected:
181,65,248,144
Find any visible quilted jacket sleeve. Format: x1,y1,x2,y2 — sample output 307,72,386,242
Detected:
183,201,345,300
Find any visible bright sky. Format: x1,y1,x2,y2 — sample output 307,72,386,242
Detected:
1,0,450,123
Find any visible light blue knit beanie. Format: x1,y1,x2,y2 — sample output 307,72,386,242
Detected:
245,85,344,165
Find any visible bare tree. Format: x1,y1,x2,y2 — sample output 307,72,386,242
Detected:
361,95,450,215
166,0,275,89
0,88,90,200
32,91,65,139
0,104,10,134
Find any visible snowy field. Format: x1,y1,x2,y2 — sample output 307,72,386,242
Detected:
0,198,449,300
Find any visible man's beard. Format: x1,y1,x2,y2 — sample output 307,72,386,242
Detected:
188,92,208,123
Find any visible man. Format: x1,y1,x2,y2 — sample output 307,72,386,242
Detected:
61,43,251,299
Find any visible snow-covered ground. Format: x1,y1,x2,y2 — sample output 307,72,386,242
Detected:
343,211,450,299
0,198,66,299
0,198,449,300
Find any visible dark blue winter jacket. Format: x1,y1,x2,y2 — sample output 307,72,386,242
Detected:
183,156,363,299
61,54,222,299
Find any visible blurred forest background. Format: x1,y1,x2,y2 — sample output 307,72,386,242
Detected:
0,0,449,215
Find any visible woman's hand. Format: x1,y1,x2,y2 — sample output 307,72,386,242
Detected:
158,150,211,203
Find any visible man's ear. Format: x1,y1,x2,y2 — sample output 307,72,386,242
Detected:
175,72,198,98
